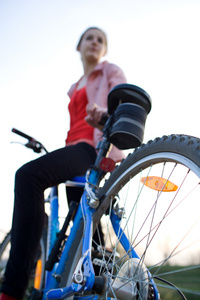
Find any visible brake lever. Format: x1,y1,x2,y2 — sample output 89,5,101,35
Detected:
12,128,48,153
25,140,45,153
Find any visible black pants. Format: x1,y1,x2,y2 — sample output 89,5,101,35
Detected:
1,143,97,299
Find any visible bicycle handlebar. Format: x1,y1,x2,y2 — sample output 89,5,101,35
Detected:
12,128,36,141
11,128,48,153
98,113,109,126
11,113,109,154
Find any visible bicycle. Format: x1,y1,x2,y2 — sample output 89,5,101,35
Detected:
0,83,200,299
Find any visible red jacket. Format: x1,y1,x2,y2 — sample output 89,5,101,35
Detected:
67,61,127,162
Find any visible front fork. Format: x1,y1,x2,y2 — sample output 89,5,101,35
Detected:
46,190,95,299
47,187,159,300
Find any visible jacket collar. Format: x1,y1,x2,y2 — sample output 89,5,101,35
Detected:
68,61,108,97
89,60,108,74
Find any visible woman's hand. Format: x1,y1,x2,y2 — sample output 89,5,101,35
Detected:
85,103,107,130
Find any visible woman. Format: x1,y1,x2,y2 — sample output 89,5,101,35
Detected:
0,27,127,300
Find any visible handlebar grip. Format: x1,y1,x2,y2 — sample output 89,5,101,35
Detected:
12,128,35,141
98,113,109,126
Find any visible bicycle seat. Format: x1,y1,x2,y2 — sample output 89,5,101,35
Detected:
107,84,152,115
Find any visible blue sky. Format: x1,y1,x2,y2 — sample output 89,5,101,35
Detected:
0,0,200,234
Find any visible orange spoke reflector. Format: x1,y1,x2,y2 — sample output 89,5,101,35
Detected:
141,176,178,192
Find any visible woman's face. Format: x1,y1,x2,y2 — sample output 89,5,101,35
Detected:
78,28,107,64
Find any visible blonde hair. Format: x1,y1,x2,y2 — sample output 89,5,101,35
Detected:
76,27,107,52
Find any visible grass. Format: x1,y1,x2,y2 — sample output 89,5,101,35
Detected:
152,265,200,299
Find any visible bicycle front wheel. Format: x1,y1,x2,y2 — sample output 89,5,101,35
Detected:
94,134,200,299
61,134,200,299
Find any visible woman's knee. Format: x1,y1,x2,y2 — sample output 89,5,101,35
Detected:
14,161,45,206
15,161,36,186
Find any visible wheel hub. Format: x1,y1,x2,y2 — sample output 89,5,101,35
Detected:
114,258,149,299
92,258,150,299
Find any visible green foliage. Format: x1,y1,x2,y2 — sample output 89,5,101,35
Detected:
153,265,200,299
